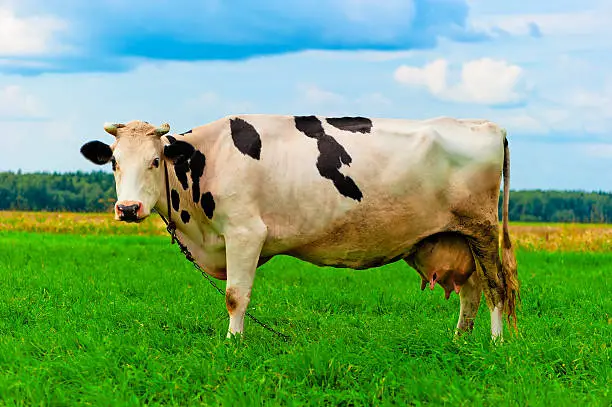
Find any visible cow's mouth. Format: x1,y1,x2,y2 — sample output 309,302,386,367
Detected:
120,216,146,223
118,211,148,223
116,202,145,223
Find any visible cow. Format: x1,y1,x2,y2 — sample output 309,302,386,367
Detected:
80,115,519,340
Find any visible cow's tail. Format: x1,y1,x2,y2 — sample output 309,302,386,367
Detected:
501,130,519,329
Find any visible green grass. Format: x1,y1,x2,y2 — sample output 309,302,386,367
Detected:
0,232,610,406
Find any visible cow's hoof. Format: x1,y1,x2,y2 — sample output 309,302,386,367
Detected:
490,335,504,345
226,330,244,341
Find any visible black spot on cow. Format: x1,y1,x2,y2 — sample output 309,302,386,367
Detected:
190,151,206,204
180,210,191,224
164,140,195,162
164,141,195,191
171,189,180,211
80,141,113,165
294,115,324,138
166,135,176,144
179,129,193,135
201,192,215,219
326,117,373,134
229,118,262,160
294,115,363,201
174,161,190,190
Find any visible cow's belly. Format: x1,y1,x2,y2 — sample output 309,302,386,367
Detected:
270,191,453,269
258,152,501,268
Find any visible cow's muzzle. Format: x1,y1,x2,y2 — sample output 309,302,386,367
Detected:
116,202,143,223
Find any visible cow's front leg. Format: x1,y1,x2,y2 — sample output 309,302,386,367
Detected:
224,221,267,337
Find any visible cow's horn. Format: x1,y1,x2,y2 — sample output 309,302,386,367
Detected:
155,123,170,136
103,122,125,136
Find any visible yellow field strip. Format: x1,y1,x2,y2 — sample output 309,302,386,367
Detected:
0,210,166,236
1,210,611,252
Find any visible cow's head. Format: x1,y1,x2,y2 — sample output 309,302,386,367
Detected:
80,120,194,222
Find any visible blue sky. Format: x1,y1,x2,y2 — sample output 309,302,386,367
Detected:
0,0,611,191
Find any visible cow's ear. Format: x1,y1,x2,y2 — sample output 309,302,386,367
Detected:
164,140,195,163
80,141,113,165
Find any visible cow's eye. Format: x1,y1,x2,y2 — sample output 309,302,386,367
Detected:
151,158,160,168
111,157,117,171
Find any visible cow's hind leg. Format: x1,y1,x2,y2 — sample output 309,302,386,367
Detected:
451,213,507,340
455,271,482,336
223,219,268,337
467,226,506,341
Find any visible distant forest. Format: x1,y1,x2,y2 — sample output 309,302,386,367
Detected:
1,171,612,223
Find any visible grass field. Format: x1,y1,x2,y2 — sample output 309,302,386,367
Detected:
0,212,610,406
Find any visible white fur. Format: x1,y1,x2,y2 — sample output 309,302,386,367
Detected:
491,304,504,341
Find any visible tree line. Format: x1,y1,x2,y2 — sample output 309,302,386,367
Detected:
0,171,116,213
1,171,612,223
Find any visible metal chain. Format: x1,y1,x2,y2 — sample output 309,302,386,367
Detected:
162,217,291,341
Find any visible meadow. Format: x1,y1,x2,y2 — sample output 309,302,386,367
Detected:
0,211,610,406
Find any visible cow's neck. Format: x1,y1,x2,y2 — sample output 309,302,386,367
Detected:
155,160,204,237
154,159,227,280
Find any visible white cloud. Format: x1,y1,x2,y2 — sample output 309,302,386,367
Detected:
356,92,392,108
0,58,51,68
394,58,524,105
498,113,548,134
184,91,219,108
0,7,66,55
0,85,45,119
485,102,612,137
470,2,612,37
451,58,524,104
292,84,350,116
296,84,396,116
226,101,256,114
581,143,612,158
535,84,612,135
570,90,612,117
304,50,416,62
394,59,448,94
183,91,255,118
300,84,346,105
487,84,612,136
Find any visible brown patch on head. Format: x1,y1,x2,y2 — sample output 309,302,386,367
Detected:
111,121,167,170
114,120,159,139
225,287,239,314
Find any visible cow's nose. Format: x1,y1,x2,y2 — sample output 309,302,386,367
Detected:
117,203,141,221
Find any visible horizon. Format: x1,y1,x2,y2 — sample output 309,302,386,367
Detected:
1,1,611,191
4,169,612,195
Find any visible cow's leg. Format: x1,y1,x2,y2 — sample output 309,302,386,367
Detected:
490,302,503,341
480,254,505,342
223,221,267,337
455,271,482,335
471,237,506,341
455,216,507,341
